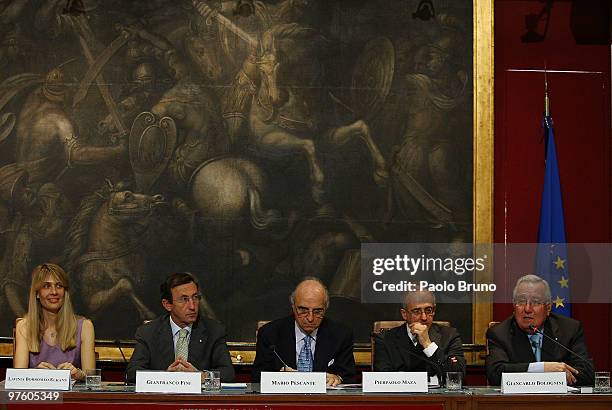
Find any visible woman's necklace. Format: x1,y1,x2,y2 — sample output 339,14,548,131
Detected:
47,328,57,341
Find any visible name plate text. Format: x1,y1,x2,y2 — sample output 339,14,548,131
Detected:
362,372,428,393
260,372,326,393
136,371,201,393
5,368,71,391
501,372,567,394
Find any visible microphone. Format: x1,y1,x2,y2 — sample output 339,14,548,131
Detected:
114,339,129,386
114,339,128,362
269,344,291,370
528,324,595,380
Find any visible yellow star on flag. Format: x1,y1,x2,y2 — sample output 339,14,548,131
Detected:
553,256,566,270
553,296,565,308
558,276,569,288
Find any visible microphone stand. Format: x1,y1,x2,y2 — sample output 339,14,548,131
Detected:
269,344,291,370
528,324,595,383
114,339,129,386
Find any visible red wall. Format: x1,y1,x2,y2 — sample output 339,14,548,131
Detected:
494,0,611,370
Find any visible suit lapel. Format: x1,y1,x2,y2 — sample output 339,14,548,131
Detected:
279,317,297,369
158,317,176,366
393,325,419,370
313,319,330,371
541,316,559,361
511,320,537,362
188,319,207,366
428,324,442,346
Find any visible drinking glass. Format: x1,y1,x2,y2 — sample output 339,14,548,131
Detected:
202,370,221,392
446,372,462,391
594,371,610,393
85,369,102,390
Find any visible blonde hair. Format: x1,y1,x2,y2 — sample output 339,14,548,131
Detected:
26,263,78,353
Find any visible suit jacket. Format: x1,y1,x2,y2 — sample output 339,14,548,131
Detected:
374,323,466,378
251,315,356,383
126,314,235,383
485,313,594,386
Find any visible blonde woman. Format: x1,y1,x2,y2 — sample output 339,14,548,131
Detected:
13,263,96,380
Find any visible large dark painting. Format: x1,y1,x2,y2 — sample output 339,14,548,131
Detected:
0,0,473,342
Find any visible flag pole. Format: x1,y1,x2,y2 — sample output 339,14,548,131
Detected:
544,69,550,119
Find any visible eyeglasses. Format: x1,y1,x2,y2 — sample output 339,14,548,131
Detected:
295,306,325,318
514,297,547,307
173,294,202,304
408,307,435,316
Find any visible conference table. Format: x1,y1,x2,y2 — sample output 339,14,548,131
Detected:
2,384,612,410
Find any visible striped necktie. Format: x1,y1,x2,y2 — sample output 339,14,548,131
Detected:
175,328,189,360
529,333,541,361
297,335,313,372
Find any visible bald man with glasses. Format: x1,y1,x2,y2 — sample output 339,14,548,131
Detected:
374,290,465,384
126,272,234,383
251,277,356,386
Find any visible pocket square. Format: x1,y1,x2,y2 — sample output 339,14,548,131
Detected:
327,358,335,367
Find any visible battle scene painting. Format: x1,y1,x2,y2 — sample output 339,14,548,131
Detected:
0,0,473,342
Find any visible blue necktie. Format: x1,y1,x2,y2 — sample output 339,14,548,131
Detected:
297,335,313,372
529,333,541,361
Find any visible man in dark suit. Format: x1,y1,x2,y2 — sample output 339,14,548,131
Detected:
252,277,356,386
126,272,235,383
486,274,594,386
374,290,465,384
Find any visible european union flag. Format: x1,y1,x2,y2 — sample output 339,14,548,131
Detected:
536,112,571,316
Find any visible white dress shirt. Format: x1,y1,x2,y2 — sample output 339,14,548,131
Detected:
170,316,192,352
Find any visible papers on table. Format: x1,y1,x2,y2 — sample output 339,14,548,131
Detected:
221,383,248,389
326,384,362,390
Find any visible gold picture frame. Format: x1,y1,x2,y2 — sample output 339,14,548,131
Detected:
471,0,494,364
1,0,495,367
226,0,496,367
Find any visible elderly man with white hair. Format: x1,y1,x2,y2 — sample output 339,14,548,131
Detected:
485,274,594,386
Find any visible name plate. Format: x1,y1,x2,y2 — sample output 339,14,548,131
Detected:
5,368,71,391
501,372,567,393
260,372,326,393
135,371,201,394
362,372,428,393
